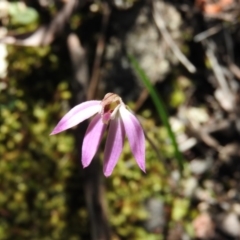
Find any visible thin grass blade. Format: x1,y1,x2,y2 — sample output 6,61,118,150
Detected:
128,54,184,172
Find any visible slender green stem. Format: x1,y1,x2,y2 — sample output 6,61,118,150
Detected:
128,54,184,172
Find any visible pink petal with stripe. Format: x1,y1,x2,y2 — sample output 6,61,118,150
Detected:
50,100,101,135
119,106,145,172
82,114,106,168
103,117,125,177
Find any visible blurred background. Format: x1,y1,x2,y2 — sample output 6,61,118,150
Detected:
1,0,240,239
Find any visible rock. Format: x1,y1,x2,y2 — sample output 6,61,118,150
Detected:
144,198,165,233
193,213,215,239
221,212,240,237
190,158,212,175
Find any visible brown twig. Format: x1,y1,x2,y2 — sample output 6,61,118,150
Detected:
152,1,196,74
228,62,240,81
87,2,111,100
205,40,235,112
134,88,149,112
194,25,222,42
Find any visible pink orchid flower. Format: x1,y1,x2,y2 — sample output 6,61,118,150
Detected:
50,93,145,177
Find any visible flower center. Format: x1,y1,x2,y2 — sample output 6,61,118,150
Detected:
101,93,123,124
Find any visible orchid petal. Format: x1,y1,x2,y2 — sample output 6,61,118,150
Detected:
50,100,101,135
119,106,145,172
82,114,106,168
103,117,125,177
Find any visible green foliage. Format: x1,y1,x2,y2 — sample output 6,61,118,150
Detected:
172,198,190,221
169,76,192,108
9,3,39,26
0,46,89,239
